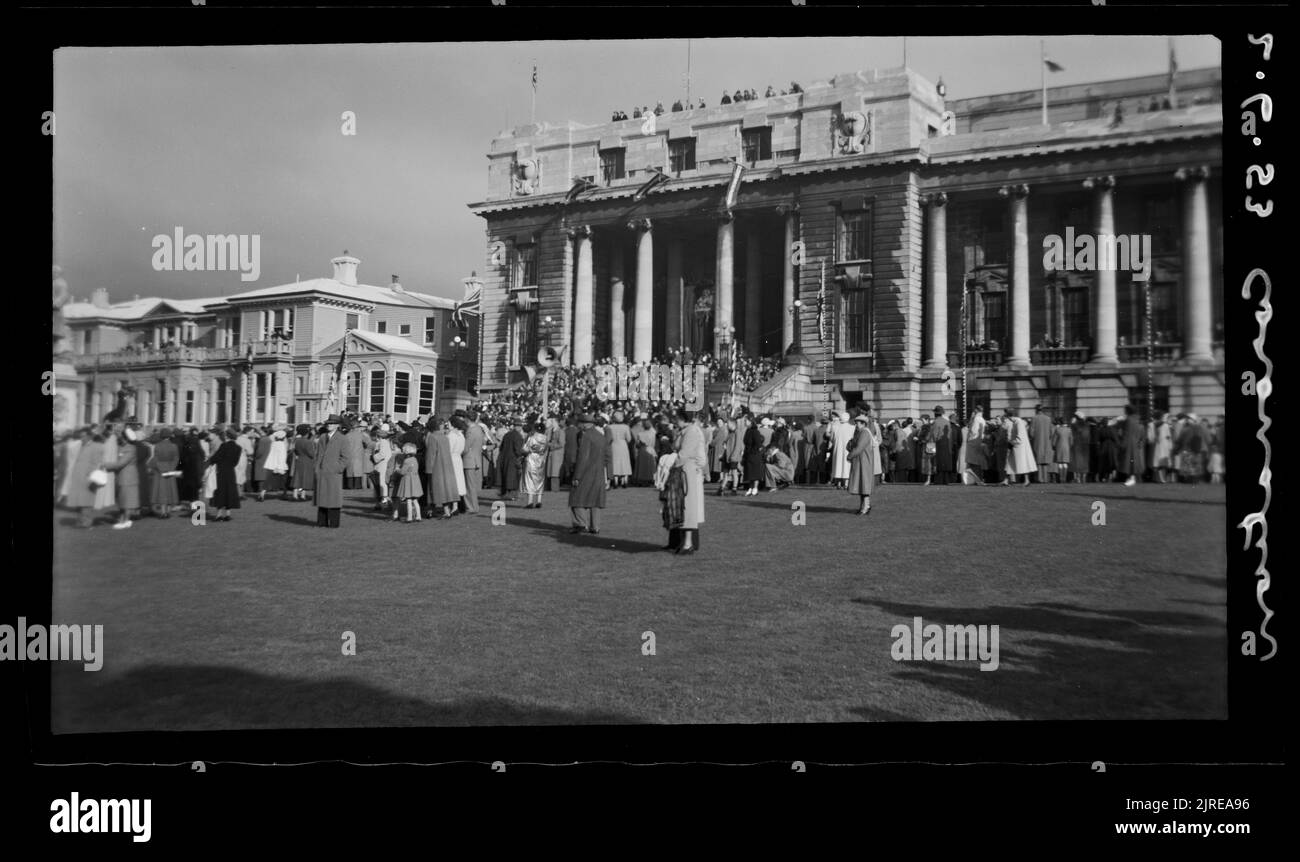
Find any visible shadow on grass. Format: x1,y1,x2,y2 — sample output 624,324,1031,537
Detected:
709,497,852,514
264,513,320,527
851,598,1226,720
1041,488,1226,506
505,515,666,554
53,663,644,732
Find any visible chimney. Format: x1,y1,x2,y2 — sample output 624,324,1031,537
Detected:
331,250,360,286
92,288,110,308
390,274,403,293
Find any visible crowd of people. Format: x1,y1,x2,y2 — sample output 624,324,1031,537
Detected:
608,83,804,121
53,394,1225,547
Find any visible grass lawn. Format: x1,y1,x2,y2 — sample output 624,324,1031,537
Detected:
50,480,1228,730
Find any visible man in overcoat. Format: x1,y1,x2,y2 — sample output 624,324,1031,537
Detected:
314,414,350,527
568,414,609,534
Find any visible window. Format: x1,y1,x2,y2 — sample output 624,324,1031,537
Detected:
444,376,457,393
376,321,387,334
295,376,304,395
669,139,696,175
82,331,92,354
515,244,538,288
399,324,411,337
344,370,360,414
1128,385,1170,421
369,369,386,414
981,291,1007,348
185,391,195,424
393,371,410,417
1144,196,1180,255
346,313,359,331
509,308,538,369
1036,389,1077,421
418,373,435,415
1062,287,1090,347
599,147,625,184
839,208,872,263
255,373,268,419
216,379,227,423
742,127,772,163
425,316,438,345
839,284,871,353
1150,283,1177,343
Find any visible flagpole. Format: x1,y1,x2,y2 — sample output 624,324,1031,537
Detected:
531,62,537,124
1040,40,1048,125
686,39,692,105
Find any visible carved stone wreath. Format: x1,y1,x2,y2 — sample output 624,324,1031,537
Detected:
834,110,872,156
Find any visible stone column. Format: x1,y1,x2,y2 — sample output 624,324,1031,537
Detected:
1177,166,1214,363
999,184,1032,368
923,192,949,368
609,241,626,361
1083,175,1118,364
628,218,654,363
570,225,593,366
665,235,684,352
715,214,735,359
153,326,161,349
779,204,798,354
744,227,762,355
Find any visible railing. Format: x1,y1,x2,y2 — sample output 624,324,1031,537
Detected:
71,339,294,371
1029,346,1090,366
1118,342,1182,363
948,349,1003,369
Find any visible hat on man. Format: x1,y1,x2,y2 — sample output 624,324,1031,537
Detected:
325,414,344,425
124,415,142,427
576,413,595,424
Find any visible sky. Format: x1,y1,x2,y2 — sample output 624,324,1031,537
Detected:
53,35,1220,306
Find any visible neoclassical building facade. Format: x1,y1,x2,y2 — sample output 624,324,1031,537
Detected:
468,64,1223,419
63,255,480,429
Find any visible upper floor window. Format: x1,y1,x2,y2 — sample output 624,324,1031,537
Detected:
425,316,438,345
669,139,696,175
515,244,538,289
399,323,411,337
599,148,625,185
376,321,387,334
838,207,872,264
741,127,772,164
346,313,359,331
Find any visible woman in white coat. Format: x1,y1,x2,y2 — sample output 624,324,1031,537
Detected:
828,412,854,489
672,408,708,555
370,424,395,511
1004,408,1037,486
447,416,469,510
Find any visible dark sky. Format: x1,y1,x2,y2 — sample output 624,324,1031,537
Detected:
53,36,1219,305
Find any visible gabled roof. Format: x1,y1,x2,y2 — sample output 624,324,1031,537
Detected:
318,329,440,359
226,278,459,310
63,296,220,322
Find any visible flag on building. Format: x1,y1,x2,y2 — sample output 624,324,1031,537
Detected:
453,284,482,328
633,168,669,202
325,330,350,412
1167,38,1178,104
532,65,538,90
817,261,827,345
1044,56,1064,73
724,160,745,213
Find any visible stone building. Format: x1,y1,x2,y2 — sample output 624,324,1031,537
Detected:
467,64,1223,419
63,255,480,429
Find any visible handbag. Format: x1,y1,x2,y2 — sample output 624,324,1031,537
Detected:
924,441,937,456
88,468,109,488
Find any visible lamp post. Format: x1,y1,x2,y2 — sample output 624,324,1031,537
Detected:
788,299,802,353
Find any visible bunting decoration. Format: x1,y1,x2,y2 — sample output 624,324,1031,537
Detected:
817,260,827,345
632,168,670,202
723,160,745,213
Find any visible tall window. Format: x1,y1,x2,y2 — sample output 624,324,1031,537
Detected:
425,316,438,345
839,285,871,353
255,373,267,419
839,208,872,263
669,139,696,175
1150,283,1177,342
393,371,410,417
344,370,360,414
229,317,240,347
185,390,195,424
982,291,1007,348
742,127,772,164
418,373,435,415
82,330,92,354
509,309,538,369
369,369,386,414
516,244,538,288
1062,287,1090,347
1036,389,1077,421
599,148,625,184
216,378,227,423
1144,196,1180,254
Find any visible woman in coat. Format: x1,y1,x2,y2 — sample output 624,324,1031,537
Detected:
963,409,988,486
724,414,747,495
1097,420,1120,481
1051,417,1073,484
149,427,181,517
846,411,880,515
424,417,461,519
1118,405,1146,485
178,429,205,502
67,429,107,528
633,418,658,487
742,415,765,496
344,423,370,490
1070,415,1091,482
207,428,244,521
893,418,915,483
605,412,633,488
522,420,549,508
291,425,317,500
105,426,141,529
671,408,708,554
546,416,567,491
1149,412,1174,483
1005,410,1037,486
993,418,1010,483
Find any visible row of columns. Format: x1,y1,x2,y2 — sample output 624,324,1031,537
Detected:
922,167,1215,369
568,208,800,366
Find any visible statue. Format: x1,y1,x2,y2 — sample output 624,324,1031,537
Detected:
835,110,872,155
513,157,540,195
693,287,715,354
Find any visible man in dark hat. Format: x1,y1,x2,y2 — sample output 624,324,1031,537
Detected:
562,413,580,486
931,405,953,485
497,415,525,500
314,414,350,527
569,414,609,534
1030,403,1055,484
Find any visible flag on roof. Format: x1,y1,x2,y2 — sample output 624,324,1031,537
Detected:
453,284,482,328
1044,57,1064,73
